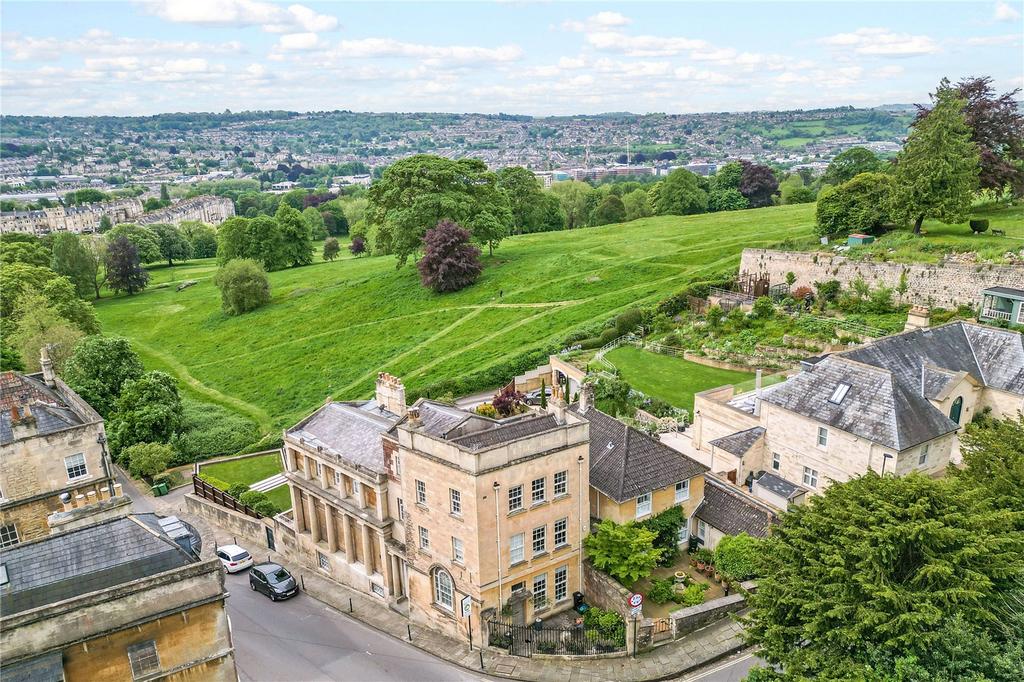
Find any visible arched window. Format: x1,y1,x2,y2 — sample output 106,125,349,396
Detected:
949,396,963,425
433,568,454,611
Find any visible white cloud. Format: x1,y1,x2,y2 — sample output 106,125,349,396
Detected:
994,1,1022,22
585,31,707,57
326,38,523,64
147,0,338,33
819,27,940,57
591,11,631,27
277,32,322,51
874,65,905,79
965,33,1022,45
2,30,243,61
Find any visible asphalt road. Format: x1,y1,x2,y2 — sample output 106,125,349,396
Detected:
224,571,487,682
676,649,763,682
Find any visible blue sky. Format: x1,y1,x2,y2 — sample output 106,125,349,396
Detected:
1,1,1021,116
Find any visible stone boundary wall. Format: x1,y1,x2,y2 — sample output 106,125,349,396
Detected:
740,248,1024,310
185,492,279,552
669,580,757,637
582,560,633,619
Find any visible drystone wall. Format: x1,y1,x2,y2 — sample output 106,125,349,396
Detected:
740,248,1024,310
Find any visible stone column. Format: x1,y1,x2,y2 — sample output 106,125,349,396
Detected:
325,506,338,553
341,513,355,559
361,523,373,573
380,537,392,591
307,495,320,544
290,486,305,532
319,462,331,490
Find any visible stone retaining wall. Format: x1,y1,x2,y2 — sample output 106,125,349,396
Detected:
669,581,757,637
582,560,633,619
740,248,1024,309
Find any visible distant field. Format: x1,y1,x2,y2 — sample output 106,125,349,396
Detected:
94,204,818,429
605,345,754,414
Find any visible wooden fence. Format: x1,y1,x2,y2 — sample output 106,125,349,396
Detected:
192,475,262,519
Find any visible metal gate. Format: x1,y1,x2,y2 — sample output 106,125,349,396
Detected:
487,619,626,658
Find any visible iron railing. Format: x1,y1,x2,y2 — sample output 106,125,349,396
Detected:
192,475,262,519
487,619,626,657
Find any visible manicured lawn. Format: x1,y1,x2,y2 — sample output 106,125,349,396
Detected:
201,453,282,487
605,345,754,413
264,484,293,512
94,204,818,430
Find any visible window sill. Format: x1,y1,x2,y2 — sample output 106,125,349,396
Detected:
431,603,457,619
416,503,429,511
530,500,548,509
552,493,569,501
532,551,548,560
452,559,465,568
507,508,525,518
68,475,93,484
552,543,570,553
510,560,527,570
449,512,463,522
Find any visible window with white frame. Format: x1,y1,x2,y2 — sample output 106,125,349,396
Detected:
415,479,427,505
554,517,568,547
675,480,690,503
697,519,706,539
508,484,523,512
64,453,88,480
433,568,454,611
351,479,361,495
452,536,464,563
918,443,930,466
532,525,546,555
334,470,342,486
127,640,160,679
553,470,567,496
554,565,568,602
317,551,330,571
531,477,545,504
397,498,405,521
314,460,322,477
772,452,781,471
532,573,547,609
803,466,819,488
817,427,828,447
0,524,19,548
449,488,462,515
393,453,401,478
510,533,524,564
636,492,652,517
418,526,430,550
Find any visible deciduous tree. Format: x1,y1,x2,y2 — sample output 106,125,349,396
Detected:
322,237,340,261
123,442,172,479
738,161,780,208
417,220,482,293
584,519,663,585
63,336,144,417
0,262,99,333
349,235,366,256
276,204,313,267
656,168,708,215
10,293,84,373
179,221,217,258
593,194,627,225
708,188,748,212
148,223,193,266
50,233,98,299
105,236,150,295
815,172,895,237
622,188,653,221
550,180,595,229
106,223,161,263
109,371,184,454
822,147,883,187
214,258,271,315
891,84,980,234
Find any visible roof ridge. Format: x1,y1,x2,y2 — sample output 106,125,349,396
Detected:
961,323,988,386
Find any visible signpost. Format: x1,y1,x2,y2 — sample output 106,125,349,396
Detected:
628,593,643,656
462,596,473,650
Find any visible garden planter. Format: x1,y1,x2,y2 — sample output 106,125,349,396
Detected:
674,571,687,584
696,561,706,571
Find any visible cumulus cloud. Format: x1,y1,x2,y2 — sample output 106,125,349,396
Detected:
326,38,523,64
994,1,1022,22
585,31,707,57
147,0,338,33
2,29,243,61
818,27,940,56
965,33,1022,45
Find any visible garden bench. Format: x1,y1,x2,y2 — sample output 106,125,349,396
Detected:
992,229,1005,236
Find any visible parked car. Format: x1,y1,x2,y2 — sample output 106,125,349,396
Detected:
215,544,253,574
525,387,552,405
249,563,298,601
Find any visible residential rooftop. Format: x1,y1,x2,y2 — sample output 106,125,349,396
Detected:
286,400,402,474
694,476,778,538
0,371,96,446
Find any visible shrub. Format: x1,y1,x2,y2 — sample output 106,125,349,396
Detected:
792,286,814,301
349,236,366,256
969,219,990,234
615,309,643,335
752,296,775,319
647,577,678,605
123,442,173,479
641,506,685,565
198,472,231,491
417,220,482,293
253,500,280,517
814,279,842,303
814,172,894,237
475,402,498,418
714,533,762,581
214,258,271,315
492,385,527,417
239,490,268,508
585,520,663,585
705,305,724,330
227,483,250,498
170,397,261,465
322,237,340,261
598,327,620,346
679,582,708,606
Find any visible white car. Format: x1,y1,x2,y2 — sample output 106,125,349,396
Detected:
215,544,254,573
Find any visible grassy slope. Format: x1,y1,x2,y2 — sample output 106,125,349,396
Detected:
94,204,818,429
202,453,282,486
605,345,753,413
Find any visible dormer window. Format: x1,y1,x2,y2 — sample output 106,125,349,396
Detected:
828,383,851,405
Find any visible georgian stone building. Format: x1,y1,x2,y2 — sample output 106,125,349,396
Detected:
0,195,234,234
0,351,120,547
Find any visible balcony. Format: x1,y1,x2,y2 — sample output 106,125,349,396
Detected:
982,308,1012,322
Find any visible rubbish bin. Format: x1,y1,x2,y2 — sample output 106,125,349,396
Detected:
688,535,703,553
573,591,585,610
151,482,169,497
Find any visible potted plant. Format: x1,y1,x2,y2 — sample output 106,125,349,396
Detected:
674,570,687,584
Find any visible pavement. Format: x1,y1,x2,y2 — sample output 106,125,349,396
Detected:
122,468,749,682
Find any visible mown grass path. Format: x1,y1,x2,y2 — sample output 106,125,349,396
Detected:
95,204,819,428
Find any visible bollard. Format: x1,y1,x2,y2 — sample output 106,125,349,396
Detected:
479,651,485,670
349,597,353,613
301,574,306,590
407,624,412,641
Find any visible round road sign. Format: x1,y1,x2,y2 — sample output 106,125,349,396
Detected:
628,593,643,608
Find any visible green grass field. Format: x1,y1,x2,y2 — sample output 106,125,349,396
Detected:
94,204,819,430
201,453,282,486
264,485,292,511
605,345,754,413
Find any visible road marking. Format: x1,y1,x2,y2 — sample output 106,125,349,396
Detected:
682,651,756,681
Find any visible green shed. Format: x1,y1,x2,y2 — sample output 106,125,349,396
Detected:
847,233,875,246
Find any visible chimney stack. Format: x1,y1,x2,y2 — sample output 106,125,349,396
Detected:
904,305,930,332
579,383,594,413
407,405,421,426
375,372,408,417
40,346,56,388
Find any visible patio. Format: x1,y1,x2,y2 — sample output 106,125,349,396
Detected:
633,552,726,619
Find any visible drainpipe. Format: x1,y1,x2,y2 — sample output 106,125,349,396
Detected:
753,369,763,418
880,453,894,475
577,454,585,592
493,481,503,611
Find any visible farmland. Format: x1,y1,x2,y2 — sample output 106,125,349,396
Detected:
94,204,818,430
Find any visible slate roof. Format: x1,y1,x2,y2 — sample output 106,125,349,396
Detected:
451,414,559,450
694,477,777,538
0,651,64,682
0,515,195,617
287,401,400,474
983,286,1024,299
0,372,86,445
709,427,765,457
753,472,807,500
570,405,708,503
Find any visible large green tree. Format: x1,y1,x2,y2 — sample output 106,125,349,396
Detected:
9,293,84,373
550,180,595,230
584,519,663,585
593,194,627,225
815,172,895,237
63,336,145,417
367,155,511,265
496,166,544,233
179,221,217,258
622,188,653,221
50,233,99,299
109,371,184,454
105,236,150,295
743,472,1024,681
106,223,161,263
214,258,271,315
891,84,981,234
656,168,708,215
148,223,193,266
0,263,99,333
275,204,313,267
956,414,1024,519
822,147,884,187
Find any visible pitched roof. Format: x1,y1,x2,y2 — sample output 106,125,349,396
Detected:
694,477,777,538
983,286,1024,299
570,405,708,503
0,651,64,682
0,372,87,445
0,515,195,617
451,414,559,450
286,401,400,474
709,427,765,457
753,472,807,500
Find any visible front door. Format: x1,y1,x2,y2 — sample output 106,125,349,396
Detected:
949,396,963,425
265,526,276,551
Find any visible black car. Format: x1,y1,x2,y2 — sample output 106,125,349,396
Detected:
249,563,299,601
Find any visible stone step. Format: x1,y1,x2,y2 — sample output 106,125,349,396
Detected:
250,473,287,492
